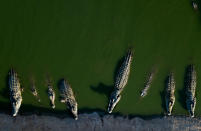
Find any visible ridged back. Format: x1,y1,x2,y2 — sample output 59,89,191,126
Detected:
115,50,133,90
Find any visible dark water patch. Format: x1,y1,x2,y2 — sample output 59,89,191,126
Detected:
21,104,72,119
0,75,9,99
57,79,64,101
0,101,68,118
77,106,169,120
68,107,164,120
0,101,11,115
160,90,166,114
78,107,106,117
90,83,113,98
160,76,168,115
90,83,113,110
178,65,192,110
178,89,186,110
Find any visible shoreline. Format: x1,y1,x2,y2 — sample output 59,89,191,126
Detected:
0,101,198,120
0,112,201,131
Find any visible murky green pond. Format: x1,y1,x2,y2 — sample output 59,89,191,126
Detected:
0,0,201,116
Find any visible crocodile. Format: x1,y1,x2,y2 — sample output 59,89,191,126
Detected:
185,65,196,118
8,68,22,116
165,73,175,116
140,70,155,97
108,49,133,113
192,0,198,10
47,83,55,109
59,79,78,120
30,79,40,102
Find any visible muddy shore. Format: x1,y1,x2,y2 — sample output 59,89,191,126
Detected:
0,112,200,131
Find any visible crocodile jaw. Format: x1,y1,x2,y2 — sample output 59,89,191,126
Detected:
140,91,146,97
167,98,175,116
190,111,194,118
187,98,196,118
108,94,121,113
72,108,78,120
167,101,173,116
12,98,22,117
190,99,196,118
69,103,78,120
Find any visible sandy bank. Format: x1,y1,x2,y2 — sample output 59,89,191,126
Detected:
0,112,200,131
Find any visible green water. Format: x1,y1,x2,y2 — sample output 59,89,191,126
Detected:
0,0,201,116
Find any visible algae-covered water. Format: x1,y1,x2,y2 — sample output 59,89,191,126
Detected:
0,0,201,116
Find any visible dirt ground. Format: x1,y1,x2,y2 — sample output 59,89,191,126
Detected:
0,112,200,131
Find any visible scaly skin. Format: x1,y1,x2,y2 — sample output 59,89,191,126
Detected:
108,49,133,113
9,69,22,117
141,71,154,97
192,0,198,10
186,65,196,118
30,79,40,102
59,79,78,120
165,73,175,116
48,84,55,109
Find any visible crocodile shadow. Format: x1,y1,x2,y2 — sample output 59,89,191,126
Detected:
90,56,125,109
90,83,113,99
57,79,64,101
0,75,10,99
178,66,190,110
160,76,168,115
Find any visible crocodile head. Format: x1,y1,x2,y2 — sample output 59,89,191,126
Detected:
12,103,18,117
167,97,175,116
68,102,78,120
167,101,173,116
12,97,22,117
140,90,147,97
167,102,173,116
108,90,121,113
189,98,196,118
